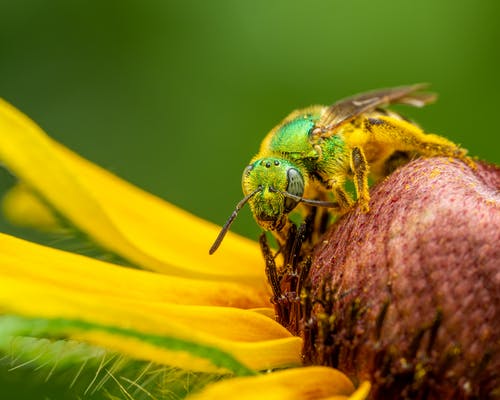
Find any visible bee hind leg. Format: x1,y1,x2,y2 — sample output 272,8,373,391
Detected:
364,116,474,168
417,133,475,168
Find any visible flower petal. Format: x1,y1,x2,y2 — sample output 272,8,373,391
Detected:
0,234,301,372
0,276,302,372
185,366,356,400
0,233,270,308
0,315,254,376
0,98,264,282
322,382,371,400
2,183,61,231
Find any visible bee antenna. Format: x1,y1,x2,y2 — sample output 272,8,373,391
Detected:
209,186,262,255
272,188,340,209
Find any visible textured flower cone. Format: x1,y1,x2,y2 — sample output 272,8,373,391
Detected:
305,158,499,399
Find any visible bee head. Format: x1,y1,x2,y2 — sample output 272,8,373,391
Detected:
242,158,305,231
210,157,337,254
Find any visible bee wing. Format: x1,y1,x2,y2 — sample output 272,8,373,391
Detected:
315,83,436,137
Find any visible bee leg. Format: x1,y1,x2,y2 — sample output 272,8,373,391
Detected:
364,116,474,168
417,135,475,169
350,146,370,212
274,218,294,249
333,186,354,212
323,175,354,212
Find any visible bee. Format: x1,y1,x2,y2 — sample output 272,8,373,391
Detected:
209,84,470,254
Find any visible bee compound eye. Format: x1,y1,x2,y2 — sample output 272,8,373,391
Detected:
284,168,304,212
286,168,304,197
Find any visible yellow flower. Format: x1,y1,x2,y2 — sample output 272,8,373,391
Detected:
0,99,368,399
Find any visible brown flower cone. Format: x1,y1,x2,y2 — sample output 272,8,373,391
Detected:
305,157,500,399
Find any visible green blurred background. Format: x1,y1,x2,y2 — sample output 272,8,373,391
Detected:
1,0,499,241
0,1,499,398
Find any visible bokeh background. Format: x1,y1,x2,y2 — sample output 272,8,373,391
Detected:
1,0,499,242
0,1,499,398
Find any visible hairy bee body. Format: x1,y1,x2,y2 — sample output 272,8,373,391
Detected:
210,84,471,254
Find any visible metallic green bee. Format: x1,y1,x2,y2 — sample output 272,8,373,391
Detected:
209,84,470,254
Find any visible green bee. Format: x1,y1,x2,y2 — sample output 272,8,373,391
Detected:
209,84,470,254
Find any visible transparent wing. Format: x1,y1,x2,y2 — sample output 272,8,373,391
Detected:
315,83,436,137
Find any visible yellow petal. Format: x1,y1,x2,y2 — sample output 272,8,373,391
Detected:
348,382,371,400
0,315,253,375
0,232,270,308
0,275,302,372
0,98,264,283
0,234,300,372
2,183,61,231
186,366,355,400
322,381,371,400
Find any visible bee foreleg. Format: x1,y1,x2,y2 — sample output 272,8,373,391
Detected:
273,218,295,249
350,146,370,212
